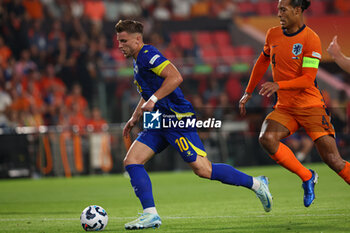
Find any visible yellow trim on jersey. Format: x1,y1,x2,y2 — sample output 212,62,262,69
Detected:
170,108,194,120
186,138,207,157
150,60,170,76
302,57,320,68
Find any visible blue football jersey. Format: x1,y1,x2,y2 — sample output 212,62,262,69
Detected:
133,44,195,117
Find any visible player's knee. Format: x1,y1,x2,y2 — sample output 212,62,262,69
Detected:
123,155,139,167
259,132,277,150
123,156,130,167
192,166,211,179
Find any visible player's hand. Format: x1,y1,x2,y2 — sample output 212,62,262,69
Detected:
123,117,138,137
327,35,340,59
141,99,155,112
239,92,252,116
259,82,279,97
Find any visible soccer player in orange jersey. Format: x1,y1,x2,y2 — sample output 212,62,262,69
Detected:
239,0,350,207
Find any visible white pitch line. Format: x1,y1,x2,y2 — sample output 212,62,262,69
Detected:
0,213,349,222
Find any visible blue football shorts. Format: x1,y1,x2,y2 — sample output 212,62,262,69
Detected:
136,129,207,163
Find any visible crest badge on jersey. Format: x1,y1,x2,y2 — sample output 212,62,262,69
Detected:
292,43,303,56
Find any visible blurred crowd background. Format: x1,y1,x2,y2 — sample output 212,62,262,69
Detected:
0,0,349,177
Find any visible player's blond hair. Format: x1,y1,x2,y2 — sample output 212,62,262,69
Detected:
115,20,143,34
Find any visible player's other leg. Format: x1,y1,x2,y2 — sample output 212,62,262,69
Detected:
189,156,273,212
259,118,316,207
123,140,161,230
314,135,350,185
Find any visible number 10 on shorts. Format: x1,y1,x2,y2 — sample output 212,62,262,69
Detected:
175,137,189,152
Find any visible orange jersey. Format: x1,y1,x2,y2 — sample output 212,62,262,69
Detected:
247,25,325,110
264,25,323,108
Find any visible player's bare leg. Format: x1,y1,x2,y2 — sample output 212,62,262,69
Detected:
123,141,162,230
123,140,155,166
259,119,290,154
189,155,273,212
314,135,345,172
188,155,212,178
314,135,350,184
259,119,317,207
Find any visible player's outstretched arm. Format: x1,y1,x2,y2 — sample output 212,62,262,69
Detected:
327,36,350,74
141,63,183,112
239,92,252,116
245,53,270,94
123,97,145,137
239,53,270,116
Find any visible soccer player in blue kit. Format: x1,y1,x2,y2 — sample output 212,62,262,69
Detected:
115,20,273,230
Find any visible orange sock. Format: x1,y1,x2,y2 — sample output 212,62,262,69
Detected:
338,161,350,185
269,142,312,182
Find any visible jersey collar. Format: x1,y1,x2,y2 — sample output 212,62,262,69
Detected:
134,44,146,61
283,24,306,37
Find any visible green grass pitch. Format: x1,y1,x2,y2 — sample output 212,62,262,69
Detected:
1,163,349,232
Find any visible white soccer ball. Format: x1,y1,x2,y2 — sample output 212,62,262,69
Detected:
80,205,108,231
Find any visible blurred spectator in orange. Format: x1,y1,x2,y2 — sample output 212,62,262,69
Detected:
87,107,107,131
22,0,44,20
9,69,43,114
10,88,31,112
65,83,88,113
68,102,88,130
84,0,105,24
0,36,12,69
21,69,41,94
20,104,44,127
191,0,211,17
40,64,66,97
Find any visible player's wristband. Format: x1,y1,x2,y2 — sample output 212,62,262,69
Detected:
149,94,158,103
